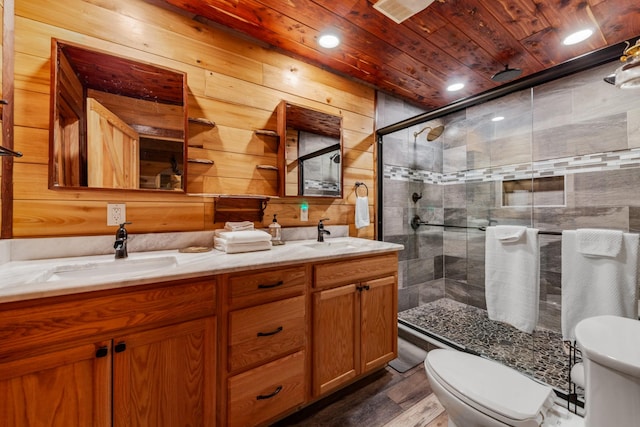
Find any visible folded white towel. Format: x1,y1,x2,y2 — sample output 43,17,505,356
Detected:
576,228,623,257
485,226,540,333
355,196,369,229
224,221,255,231
214,239,271,254
493,225,527,242
561,230,639,341
214,229,272,243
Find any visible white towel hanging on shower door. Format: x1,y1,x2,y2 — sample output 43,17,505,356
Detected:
485,226,540,334
561,229,638,341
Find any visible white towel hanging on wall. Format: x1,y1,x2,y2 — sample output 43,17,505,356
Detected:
355,182,369,229
355,196,369,229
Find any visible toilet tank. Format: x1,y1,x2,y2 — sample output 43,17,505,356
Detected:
575,315,640,427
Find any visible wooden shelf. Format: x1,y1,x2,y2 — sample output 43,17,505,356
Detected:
189,117,216,127
188,158,214,165
254,129,279,137
213,195,270,223
256,165,278,170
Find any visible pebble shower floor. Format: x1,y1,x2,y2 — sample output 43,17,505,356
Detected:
399,298,570,393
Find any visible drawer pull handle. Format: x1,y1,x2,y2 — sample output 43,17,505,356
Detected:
95,346,109,358
256,385,283,400
258,280,284,289
257,326,283,337
115,342,127,353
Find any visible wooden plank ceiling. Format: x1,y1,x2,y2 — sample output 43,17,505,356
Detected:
162,0,640,110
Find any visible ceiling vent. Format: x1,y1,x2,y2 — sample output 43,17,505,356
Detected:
373,0,436,24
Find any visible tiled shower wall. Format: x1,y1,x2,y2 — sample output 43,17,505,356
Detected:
378,60,640,332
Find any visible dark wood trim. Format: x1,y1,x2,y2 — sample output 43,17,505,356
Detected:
1,0,15,239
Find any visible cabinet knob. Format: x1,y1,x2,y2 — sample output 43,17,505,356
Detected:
95,346,109,358
256,385,283,400
115,342,127,353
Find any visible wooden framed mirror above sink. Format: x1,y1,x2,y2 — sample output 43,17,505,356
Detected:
277,101,343,198
49,40,188,192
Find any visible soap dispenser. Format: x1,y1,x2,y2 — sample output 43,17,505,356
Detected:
269,214,283,245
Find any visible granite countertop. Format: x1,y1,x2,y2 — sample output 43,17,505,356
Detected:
0,237,403,304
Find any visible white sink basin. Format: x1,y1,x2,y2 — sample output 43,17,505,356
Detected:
304,241,357,251
33,256,178,282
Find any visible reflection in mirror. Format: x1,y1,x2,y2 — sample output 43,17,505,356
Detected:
278,101,343,197
50,40,188,191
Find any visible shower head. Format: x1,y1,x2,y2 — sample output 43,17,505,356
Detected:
329,152,340,163
491,65,522,82
414,124,445,142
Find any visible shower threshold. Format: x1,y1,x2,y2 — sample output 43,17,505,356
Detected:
398,298,570,395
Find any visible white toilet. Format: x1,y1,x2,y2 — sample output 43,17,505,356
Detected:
424,315,640,427
575,315,640,427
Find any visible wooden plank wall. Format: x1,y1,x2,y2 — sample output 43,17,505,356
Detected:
9,0,376,238
0,0,4,235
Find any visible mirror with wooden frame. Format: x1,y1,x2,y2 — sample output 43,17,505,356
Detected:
277,101,343,198
50,40,188,191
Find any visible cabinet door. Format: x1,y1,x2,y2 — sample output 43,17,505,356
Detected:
0,341,111,427
312,284,358,396
113,317,216,427
360,275,397,373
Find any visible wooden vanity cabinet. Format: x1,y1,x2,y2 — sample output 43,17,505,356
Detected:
0,248,399,427
0,277,217,427
312,253,398,397
223,266,308,427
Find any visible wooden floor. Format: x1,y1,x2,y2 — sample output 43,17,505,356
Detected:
272,364,449,427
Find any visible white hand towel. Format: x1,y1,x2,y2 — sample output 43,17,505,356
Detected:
214,229,272,243
485,226,540,333
224,221,255,231
576,228,623,257
355,196,370,229
561,230,639,341
493,225,527,242
214,239,271,254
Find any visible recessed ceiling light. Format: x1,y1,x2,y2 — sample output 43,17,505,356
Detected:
447,83,464,92
492,116,505,122
318,32,340,49
563,29,593,46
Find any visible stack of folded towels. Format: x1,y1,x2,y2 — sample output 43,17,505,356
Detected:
214,221,272,254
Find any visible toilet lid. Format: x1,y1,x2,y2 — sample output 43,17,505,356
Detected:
575,315,640,377
426,349,554,423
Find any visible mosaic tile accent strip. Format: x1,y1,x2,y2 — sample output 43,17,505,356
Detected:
384,147,640,185
399,298,570,393
304,179,339,191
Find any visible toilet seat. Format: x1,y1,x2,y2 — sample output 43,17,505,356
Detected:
425,349,555,426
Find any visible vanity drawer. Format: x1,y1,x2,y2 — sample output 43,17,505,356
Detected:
0,278,216,362
227,350,305,427
314,253,397,289
228,295,306,372
228,266,306,308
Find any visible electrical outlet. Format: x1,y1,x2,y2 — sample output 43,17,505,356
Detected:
107,203,126,226
300,202,309,222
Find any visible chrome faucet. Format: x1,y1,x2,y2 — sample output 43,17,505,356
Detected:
114,222,132,259
317,218,331,242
